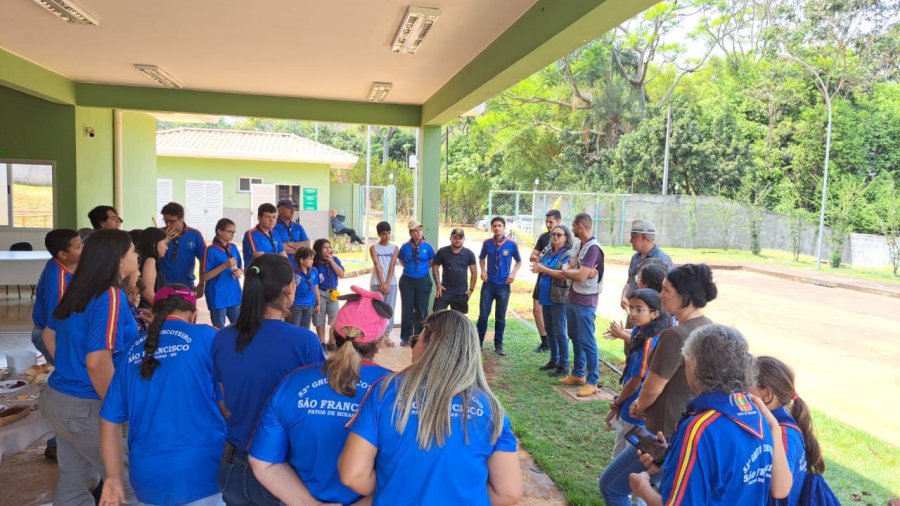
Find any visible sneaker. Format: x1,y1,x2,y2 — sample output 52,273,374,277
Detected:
532,344,549,353
43,445,57,461
538,361,558,371
549,365,569,378
557,374,586,386
495,347,506,356
400,340,410,347
576,384,599,397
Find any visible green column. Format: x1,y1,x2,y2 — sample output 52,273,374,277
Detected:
418,125,441,238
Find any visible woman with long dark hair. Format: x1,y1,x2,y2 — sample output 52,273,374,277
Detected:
38,229,140,505
211,254,325,505
99,285,225,506
250,286,393,504
137,226,169,306
312,238,344,347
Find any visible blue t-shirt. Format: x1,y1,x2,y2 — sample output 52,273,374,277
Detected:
316,258,343,291
769,407,807,506
211,320,325,450
398,240,435,279
479,237,521,285
537,247,570,306
349,377,518,506
203,241,243,311
160,226,205,288
274,220,309,268
658,391,773,506
293,266,319,307
618,328,660,426
32,259,74,329
48,287,138,400
250,362,392,505
242,226,285,267
100,317,225,506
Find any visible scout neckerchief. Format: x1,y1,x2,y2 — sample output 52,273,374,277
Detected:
278,217,298,241
771,406,802,451
492,235,509,277
295,265,313,292
169,224,188,259
316,257,338,290
539,245,568,282
680,390,765,440
409,236,427,270
256,225,276,253
213,238,233,258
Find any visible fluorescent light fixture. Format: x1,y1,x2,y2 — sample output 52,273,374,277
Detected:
32,0,98,25
134,64,183,89
368,82,393,102
391,6,440,54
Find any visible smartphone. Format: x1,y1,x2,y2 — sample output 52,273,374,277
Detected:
625,426,667,466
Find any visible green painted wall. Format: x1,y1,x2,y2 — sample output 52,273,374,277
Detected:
418,126,441,237
157,156,332,210
121,112,157,226
0,49,76,105
329,183,361,230
0,85,77,228
74,107,114,225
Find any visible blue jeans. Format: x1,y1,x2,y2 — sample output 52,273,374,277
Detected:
31,327,53,365
210,305,240,330
288,304,315,329
566,302,599,384
477,282,511,348
217,451,279,506
399,275,432,343
542,304,568,367
599,446,658,506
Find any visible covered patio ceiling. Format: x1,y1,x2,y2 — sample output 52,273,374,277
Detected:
2,0,657,126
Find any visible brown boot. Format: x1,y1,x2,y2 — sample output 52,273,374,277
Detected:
576,384,598,397
557,374,586,386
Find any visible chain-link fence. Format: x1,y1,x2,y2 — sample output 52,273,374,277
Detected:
358,185,397,241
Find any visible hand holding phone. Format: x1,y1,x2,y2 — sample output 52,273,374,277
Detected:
625,426,668,467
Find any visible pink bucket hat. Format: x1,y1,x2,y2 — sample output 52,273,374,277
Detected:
334,285,393,344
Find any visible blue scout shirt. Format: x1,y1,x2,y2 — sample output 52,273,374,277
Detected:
479,236,521,285
618,328,660,426
316,257,343,292
242,226,284,267
211,320,325,451
160,226,205,288
203,241,242,311
398,239,435,279
537,247,570,306
658,391,773,506
250,362,392,505
769,407,807,506
48,287,138,400
348,377,518,506
293,266,319,307
32,259,74,329
100,317,225,506
274,220,309,267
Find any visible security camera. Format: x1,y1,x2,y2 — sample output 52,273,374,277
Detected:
85,127,95,138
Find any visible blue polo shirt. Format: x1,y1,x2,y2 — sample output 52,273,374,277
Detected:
160,226,205,288
47,287,138,400
537,247,570,306
618,329,660,426
658,391,773,506
398,240,435,279
211,320,325,451
770,407,807,506
315,258,343,292
479,236,521,285
274,220,309,267
33,259,74,329
293,266,319,307
203,241,243,311
242,226,284,267
250,362,392,505
349,377,518,506
100,317,225,506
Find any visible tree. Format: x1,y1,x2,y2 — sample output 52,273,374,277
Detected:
862,175,900,275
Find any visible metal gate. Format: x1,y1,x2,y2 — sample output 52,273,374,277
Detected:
358,185,397,241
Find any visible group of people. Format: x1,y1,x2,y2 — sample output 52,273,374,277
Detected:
26,198,837,505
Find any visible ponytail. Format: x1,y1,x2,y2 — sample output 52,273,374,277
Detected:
141,284,196,379
754,356,826,475
324,330,378,397
235,255,293,352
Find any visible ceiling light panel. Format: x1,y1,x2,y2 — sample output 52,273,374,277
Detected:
134,64,183,89
32,0,98,25
368,82,393,102
391,6,440,54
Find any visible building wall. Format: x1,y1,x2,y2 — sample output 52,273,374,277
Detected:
74,106,114,226
121,112,157,227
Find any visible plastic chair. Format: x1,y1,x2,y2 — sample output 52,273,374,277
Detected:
6,241,36,298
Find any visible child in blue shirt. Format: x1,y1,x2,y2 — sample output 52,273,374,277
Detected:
212,254,325,506
159,202,206,295
289,246,319,330
32,229,82,364
250,285,393,505
203,218,243,329
99,285,225,506
242,203,286,267
313,238,344,348
339,309,522,506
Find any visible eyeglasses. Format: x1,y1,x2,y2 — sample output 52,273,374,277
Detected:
626,306,651,314
221,229,236,235
551,233,565,237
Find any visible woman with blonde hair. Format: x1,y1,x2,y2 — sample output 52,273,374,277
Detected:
339,310,522,505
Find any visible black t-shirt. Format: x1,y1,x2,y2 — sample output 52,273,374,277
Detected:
433,246,476,295
533,231,551,254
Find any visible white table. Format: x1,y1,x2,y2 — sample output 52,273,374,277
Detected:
0,251,51,286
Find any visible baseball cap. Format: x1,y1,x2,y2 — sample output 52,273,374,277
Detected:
333,286,390,344
408,220,423,230
450,228,465,238
630,219,656,234
277,198,296,208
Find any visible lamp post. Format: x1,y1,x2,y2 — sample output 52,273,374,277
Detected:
780,51,832,270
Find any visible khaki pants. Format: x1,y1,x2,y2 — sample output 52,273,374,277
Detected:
39,384,137,506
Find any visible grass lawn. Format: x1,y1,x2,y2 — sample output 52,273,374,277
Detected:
487,317,900,505
603,245,900,286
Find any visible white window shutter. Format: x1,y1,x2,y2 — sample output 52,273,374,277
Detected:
250,183,277,228
156,179,173,225
185,180,207,235
203,180,223,239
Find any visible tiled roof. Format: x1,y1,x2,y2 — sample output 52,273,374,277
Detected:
156,128,359,169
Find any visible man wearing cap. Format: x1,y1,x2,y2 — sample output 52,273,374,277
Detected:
529,209,561,353
620,219,672,311
273,198,310,267
397,220,435,346
330,210,364,245
431,228,477,313
477,217,522,356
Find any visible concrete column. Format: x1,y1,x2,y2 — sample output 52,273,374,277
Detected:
417,125,441,238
